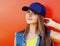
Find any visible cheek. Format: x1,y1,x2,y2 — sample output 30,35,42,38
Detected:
26,14,29,20
32,16,38,22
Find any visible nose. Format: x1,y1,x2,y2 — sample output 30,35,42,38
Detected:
29,14,32,17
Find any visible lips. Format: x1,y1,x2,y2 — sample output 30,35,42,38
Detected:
28,18,32,20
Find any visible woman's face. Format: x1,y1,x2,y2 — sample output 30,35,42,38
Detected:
26,10,38,24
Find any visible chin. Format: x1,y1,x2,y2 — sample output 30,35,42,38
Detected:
26,22,33,24
26,22,37,24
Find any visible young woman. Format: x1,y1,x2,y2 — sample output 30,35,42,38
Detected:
14,2,54,46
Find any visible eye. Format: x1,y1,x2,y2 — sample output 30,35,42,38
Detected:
33,12,37,15
27,11,30,13
31,12,37,15
32,13,37,15
34,13,37,15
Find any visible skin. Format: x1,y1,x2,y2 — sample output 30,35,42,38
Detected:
14,10,39,46
26,10,38,40
26,10,60,41
44,18,60,42
44,18,60,30
14,10,60,46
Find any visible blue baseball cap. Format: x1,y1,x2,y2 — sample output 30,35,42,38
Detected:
22,2,46,17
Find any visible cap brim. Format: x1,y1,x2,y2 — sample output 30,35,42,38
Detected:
22,6,29,11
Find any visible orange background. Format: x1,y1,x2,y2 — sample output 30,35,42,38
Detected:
0,0,60,46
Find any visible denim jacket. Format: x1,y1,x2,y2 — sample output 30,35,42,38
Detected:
15,30,50,46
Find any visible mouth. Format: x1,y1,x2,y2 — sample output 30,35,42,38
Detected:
28,18,32,20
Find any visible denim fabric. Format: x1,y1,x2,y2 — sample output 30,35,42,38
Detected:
16,30,50,46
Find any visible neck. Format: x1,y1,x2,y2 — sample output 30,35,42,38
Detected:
29,23,37,34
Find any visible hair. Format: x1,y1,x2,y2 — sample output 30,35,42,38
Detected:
25,14,52,46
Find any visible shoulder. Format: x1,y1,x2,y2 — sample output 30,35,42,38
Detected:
15,29,25,37
15,29,26,45
50,30,60,42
